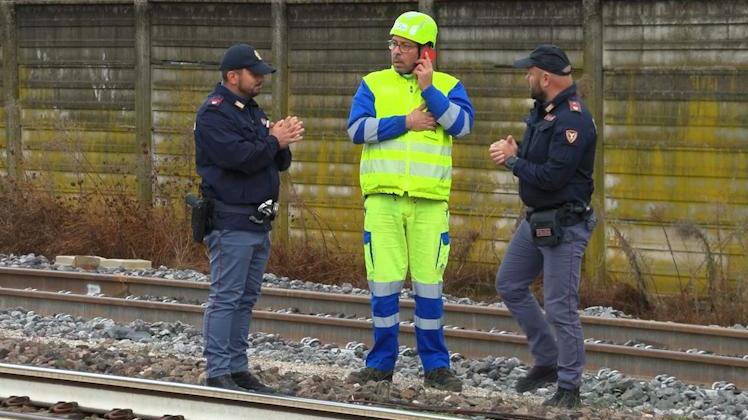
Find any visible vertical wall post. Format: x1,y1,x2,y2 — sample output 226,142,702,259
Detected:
583,0,606,284
134,0,153,205
419,0,434,16
272,0,289,248
1,1,22,181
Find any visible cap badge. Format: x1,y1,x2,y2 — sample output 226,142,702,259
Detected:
254,50,262,61
565,130,578,144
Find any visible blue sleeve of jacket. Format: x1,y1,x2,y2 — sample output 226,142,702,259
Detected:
196,108,279,175
421,81,474,138
347,80,407,144
512,123,591,190
275,147,292,172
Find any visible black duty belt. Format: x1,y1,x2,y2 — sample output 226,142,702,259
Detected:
213,200,255,215
526,203,592,227
213,199,278,225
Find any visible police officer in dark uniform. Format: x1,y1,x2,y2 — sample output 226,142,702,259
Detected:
489,44,597,409
194,43,304,392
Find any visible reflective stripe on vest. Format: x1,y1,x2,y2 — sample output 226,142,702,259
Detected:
360,68,458,201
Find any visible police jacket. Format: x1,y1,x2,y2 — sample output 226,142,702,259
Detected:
512,84,596,209
194,83,291,231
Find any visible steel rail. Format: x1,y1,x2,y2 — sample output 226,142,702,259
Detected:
1,267,746,356
0,363,463,420
0,287,746,388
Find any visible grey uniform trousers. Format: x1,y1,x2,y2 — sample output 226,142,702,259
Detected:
203,229,271,378
496,215,595,390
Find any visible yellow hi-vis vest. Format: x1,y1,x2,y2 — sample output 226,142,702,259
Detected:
360,68,458,201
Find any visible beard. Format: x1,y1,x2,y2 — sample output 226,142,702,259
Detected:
239,84,260,98
530,83,546,102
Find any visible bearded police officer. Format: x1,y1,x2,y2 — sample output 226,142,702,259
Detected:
194,43,304,392
489,44,597,408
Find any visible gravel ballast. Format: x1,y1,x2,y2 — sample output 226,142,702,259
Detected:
1,253,747,419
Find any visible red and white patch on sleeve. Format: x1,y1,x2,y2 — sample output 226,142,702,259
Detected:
565,129,578,144
209,96,224,106
569,100,581,113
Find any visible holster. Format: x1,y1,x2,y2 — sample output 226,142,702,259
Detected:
185,194,214,243
528,208,563,247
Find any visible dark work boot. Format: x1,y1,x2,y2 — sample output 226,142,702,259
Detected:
424,367,463,392
542,386,581,409
231,371,274,393
206,374,245,391
346,367,393,384
515,365,558,393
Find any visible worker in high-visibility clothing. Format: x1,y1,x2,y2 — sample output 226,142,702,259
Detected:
345,11,474,392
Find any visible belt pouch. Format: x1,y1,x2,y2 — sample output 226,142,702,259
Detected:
529,208,563,247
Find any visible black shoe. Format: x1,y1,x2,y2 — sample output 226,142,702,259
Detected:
206,374,245,392
542,386,581,409
346,367,393,384
231,371,274,393
424,367,463,392
515,365,558,393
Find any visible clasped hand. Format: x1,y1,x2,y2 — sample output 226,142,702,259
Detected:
489,135,518,165
270,116,305,149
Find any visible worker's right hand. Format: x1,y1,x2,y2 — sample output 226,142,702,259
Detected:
406,104,436,131
271,116,304,149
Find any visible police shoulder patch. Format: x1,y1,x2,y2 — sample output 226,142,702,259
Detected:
208,95,224,106
565,129,578,144
569,100,581,113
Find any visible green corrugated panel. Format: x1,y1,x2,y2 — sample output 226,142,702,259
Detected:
24,150,137,175
23,130,136,154
24,171,139,195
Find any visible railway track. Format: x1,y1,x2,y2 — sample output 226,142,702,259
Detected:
0,363,495,420
0,267,746,388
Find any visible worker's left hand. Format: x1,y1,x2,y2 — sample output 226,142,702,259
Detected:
414,55,433,91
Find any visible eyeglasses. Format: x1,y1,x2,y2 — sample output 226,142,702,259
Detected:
387,40,417,53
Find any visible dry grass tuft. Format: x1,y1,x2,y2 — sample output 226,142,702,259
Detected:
1,177,745,326
0,177,205,270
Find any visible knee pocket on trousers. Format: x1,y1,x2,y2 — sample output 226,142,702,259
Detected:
435,232,450,274
363,230,374,272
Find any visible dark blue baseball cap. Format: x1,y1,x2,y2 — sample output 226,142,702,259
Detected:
513,44,572,75
219,43,276,74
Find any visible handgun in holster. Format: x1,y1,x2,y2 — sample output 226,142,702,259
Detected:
185,193,214,242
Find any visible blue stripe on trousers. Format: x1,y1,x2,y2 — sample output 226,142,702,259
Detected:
413,295,449,372
366,293,400,371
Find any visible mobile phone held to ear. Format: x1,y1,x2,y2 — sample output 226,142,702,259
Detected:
421,46,436,62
